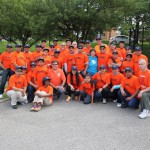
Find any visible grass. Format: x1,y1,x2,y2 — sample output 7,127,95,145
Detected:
0,40,150,61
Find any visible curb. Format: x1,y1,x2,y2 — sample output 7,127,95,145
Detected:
0,98,10,103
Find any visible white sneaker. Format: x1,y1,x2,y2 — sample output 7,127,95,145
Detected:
103,99,107,104
113,99,117,103
138,109,150,119
0,94,3,99
117,103,121,107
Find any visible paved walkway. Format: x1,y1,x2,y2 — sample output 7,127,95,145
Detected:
0,99,150,150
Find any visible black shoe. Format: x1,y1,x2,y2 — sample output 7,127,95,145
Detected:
134,105,139,109
121,103,128,108
11,105,18,109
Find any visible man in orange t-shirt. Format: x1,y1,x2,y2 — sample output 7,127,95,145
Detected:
92,65,110,104
26,62,38,103
116,41,126,56
65,38,72,50
109,65,124,107
10,44,27,75
47,60,66,100
71,41,78,54
138,59,150,119
53,38,60,50
107,51,122,72
82,40,92,55
118,67,140,108
74,45,89,77
0,44,12,98
96,45,110,69
23,44,32,72
64,45,76,73
133,46,148,76
49,44,55,57
33,58,48,87
51,50,64,69
6,66,28,109
31,44,43,63
94,36,109,53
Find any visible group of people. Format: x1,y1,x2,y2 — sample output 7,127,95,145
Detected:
0,37,150,119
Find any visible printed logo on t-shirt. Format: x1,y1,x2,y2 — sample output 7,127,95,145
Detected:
92,60,96,64
57,73,61,76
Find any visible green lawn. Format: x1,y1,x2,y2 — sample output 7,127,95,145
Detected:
0,40,150,61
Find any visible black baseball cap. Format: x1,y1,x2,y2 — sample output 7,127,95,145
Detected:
6,44,12,48
38,57,44,62
125,67,133,72
100,65,106,69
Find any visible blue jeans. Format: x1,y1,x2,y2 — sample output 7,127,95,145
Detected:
0,69,11,94
27,85,36,103
94,88,110,100
80,90,91,104
118,90,138,108
54,87,64,99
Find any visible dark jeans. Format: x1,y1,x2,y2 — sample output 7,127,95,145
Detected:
66,85,80,97
0,69,11,94
10,69,15,76
94,88,110,100
54,87,64,99
118,89,139,108
27,85,36,103
109,89,121,103
80,90,91,104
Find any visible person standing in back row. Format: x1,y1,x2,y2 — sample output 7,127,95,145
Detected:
0,44,12,98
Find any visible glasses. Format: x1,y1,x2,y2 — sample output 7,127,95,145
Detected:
52,64,58,65
61,45,65,46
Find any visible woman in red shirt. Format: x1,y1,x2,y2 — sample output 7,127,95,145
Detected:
66,66,83,102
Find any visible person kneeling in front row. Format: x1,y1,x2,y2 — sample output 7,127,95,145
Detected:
31,77,53,112
6,66,28,109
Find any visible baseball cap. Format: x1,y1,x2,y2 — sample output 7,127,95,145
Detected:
78,45,83,49
85,40,90,43
38,57,44,62
21,66,27,70
135,46,142,51
71,66,77,71
69,45,74,49
100,65,106,69
126,53,133,57
30,62,37,66
125,67,133,72
6,44,12,48
50,44,54,48
125,46,131,50
43,48,49,52
112,50,118,54
15,66,22,71
24,44,30,48
15,44,22,48
112,65,119,70
54,50,60,53
96,36,102,40
36,44,42,48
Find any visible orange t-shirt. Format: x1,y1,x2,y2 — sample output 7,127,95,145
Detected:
47,68,66,86
121,60,134,75
0,51,11,69
67,74,84,89
95,44,109,53
50,56,64,69
36,85,53,95
92,72,110,89
116,47,126,56
82,47,92,54
74,53,88,71
23,51,32,72
59,49,69,61
107,58,122,72
138,69,150,90
121,75,140,95
6,74,27,91
42,55,51,66
33,65,48,87
96,52,110,69
27,70,35,84
80,82,95,96
31,51,43,62
110,72,124,86
10,51,27,71
133,54,148,76
64,53,76,72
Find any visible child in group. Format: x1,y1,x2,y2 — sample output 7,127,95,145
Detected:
79,74,95,104
66,66,84,102
30,76,53,111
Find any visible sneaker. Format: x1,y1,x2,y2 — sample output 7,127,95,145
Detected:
113,99,117,103
66,96,71,102
103,99,107,104
121,103,128,108
11,105,18,109
138,109,150,119
34,105,41,112
117,103,121,107
0,94,3,99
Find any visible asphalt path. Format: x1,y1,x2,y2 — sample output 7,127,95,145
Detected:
0,98,150,150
